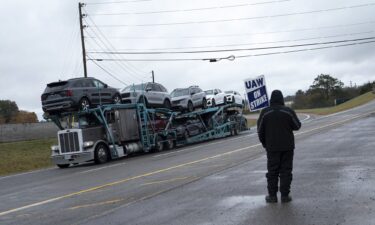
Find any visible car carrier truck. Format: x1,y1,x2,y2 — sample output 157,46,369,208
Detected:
45,103,247,168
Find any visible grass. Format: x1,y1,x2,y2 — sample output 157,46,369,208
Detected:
247,119,257,127
0,138,57,176
296,91,375,115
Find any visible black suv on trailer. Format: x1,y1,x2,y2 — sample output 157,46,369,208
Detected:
41,77,121,114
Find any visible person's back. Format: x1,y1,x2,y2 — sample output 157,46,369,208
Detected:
257,90,301,203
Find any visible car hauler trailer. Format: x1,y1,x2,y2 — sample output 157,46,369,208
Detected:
45,103,247,168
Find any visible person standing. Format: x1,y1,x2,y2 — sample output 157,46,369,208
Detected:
257,90,301,203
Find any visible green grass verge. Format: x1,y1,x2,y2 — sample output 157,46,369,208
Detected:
247,119,257,127
296,91,375,115
0,138,57,176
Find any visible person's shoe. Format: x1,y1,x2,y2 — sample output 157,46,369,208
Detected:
265,195,278,203
281,195,292,203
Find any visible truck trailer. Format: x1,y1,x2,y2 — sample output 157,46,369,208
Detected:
45,103,247,168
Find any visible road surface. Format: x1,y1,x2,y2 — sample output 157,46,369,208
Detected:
0,101,374,225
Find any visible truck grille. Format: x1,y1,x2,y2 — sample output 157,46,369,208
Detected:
121,93,131,98
59,132,80,153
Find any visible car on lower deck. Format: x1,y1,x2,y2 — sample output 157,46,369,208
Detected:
120,82,171,109
204,89,227,107
41,77,121,114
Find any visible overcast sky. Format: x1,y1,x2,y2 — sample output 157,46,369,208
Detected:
1,0,375,120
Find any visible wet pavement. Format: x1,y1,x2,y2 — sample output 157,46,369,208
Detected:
83,114,375,225
0,101,374,225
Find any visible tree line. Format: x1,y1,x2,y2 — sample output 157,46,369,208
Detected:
291,74,375,109
0,100,38,124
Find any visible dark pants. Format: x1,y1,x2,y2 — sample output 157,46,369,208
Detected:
266,150,294,196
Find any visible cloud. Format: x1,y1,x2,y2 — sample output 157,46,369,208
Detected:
1,0,375,121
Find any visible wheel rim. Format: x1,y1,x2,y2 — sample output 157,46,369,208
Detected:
81,99,90,111
114,95,121,104
97,146,107,162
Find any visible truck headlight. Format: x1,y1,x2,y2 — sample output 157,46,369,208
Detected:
51,145,59,154
83,141,94,148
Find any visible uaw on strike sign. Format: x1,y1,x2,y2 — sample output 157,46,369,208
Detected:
244,75,269,112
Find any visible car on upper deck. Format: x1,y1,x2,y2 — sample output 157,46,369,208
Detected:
120,82,171,109
171,86,207,112
204,89,227,107
41,77,121,114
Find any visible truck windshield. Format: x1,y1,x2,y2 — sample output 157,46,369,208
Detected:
171,89,190,97
121,84,145,92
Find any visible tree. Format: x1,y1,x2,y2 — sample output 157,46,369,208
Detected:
309,74,344,100
0,100,19,123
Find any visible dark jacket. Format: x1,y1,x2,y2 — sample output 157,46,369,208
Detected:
257,90,301,151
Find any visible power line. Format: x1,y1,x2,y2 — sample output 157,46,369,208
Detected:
87,0,152,6
87,36,375,54
87,30,374,51
88,56,128,85
92,3,375,27
95,20,375,40
84,18,149,80
89,0,290,16
83,10,150,76
88,40,375,61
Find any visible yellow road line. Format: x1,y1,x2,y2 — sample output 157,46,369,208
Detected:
68,199,124,210
141,176,191,186
0,111,372,217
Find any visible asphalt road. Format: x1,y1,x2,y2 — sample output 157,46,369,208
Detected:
0,101,375,225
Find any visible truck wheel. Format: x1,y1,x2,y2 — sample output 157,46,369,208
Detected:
224,97,227,105
165,136,175,150
233,125,240,135
94,143,109,164
187,101,194,112
212,99,216,107
154,136,164,152
79,97,90,111
57,164,70,169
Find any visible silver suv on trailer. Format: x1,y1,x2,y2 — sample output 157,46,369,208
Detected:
171,86,207,112
120,82,172,108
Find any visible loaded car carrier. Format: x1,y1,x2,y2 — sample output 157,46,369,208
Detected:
45,103,247,168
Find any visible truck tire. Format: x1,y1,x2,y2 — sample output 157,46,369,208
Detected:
57,164,70,169
212,99,216,107
165,136,175,150
94,143,109,164
154,136,164,152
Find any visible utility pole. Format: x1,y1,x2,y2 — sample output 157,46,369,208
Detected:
152,70,155,83
79,2,88,78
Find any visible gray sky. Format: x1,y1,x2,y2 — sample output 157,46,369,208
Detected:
1,0,375,120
